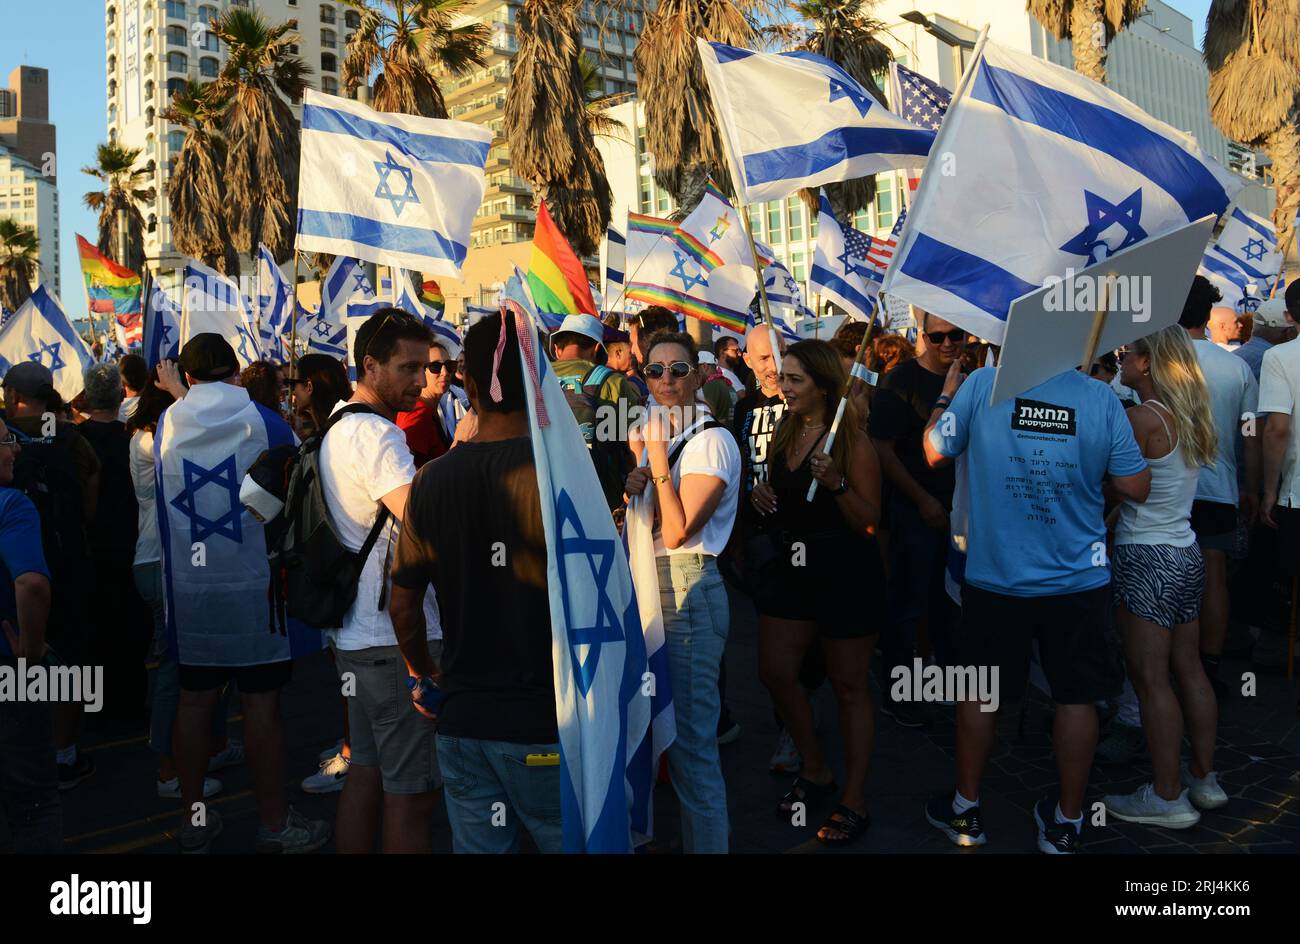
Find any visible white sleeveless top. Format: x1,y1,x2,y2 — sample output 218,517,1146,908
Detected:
1114,401,1199,548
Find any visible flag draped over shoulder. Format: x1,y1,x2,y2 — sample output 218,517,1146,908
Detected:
297,89,491,278
77,234,143,348
182,260,262,369
0,286,95,402
529,201,598,320
880,41,1244,344
144,282,182,370
697,40,936,205
505,290,649,853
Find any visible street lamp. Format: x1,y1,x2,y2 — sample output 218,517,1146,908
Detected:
899,10,974,82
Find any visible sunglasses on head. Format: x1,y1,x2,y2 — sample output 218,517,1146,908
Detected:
926,328,966,344
644,361,692,380
364,311,421,361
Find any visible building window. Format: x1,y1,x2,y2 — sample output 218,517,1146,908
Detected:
165,0,185,19
791,250,805,282
767,201,783,242
344,9,360,28
146,106,156,123
787,196,803,242
108,78,118,97
168,130,185,152
200,56,218,77
108,54,118,73
200,29,219,52
167,77,186,97
107,4,117,23
167,25,187,46
321,28,336,48
321,76,338,95
144,79,155,99
875,182,894,230
321,53,337,73
168,52,187,74
320,4,335,24
198,3,217,22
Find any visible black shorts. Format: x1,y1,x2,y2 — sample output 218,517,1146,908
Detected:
755,540,882,639
1191,499,1236,551
956,583,1120,705
178,660,293,694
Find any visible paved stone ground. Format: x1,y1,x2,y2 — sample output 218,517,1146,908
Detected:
13,591,1299,855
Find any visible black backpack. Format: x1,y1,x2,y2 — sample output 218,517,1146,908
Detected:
257,404,393,630
557,363,631,512
10,423,91,638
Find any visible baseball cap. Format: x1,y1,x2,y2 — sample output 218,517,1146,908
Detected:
179,333,239,382
1,361,56,399
698,350,718,365
556,314,606,349
1255,294,1291,328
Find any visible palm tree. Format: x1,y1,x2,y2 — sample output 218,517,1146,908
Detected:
81,142,153,273
634,0,780,213
1205,0,1300,266
210,7,311,262
0,218,39,312
1026,0,1148,85
764,0,893,218
340,0,490,118
578,51,626,139
506,0,612,256
163,80,242,276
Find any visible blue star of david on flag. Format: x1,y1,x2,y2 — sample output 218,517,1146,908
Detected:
828,76,873,118
1243,238,1267,263
669,250,708,292
235,325,258,364
314,320,334,339
553,490,625,697
159,324,173,346
374,150,420,217
838,227,874,280
1060,189,1148,265
169,455,243,544
352,271,373,295
27,339,65,371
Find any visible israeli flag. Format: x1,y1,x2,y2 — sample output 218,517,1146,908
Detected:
697,40,936,205
144,283,182,369
881,41,1243,344
256,245,293,364
0,286,95,402
604,221,626,303
812,194,881,324
1198,249,1257,313
182,260,261,369
156,381,319,665
505,290,649,853
383,267,463,356
309,255,374,361
763,259,813,318
297,89,492,278
1205,207,1281,291
464,303,498,327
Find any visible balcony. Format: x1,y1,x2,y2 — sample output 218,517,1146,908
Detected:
473,208,535,227
486,176,530,195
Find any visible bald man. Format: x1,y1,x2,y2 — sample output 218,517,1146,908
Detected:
1209,306,1242,350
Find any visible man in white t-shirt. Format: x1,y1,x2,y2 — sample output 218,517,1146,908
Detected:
1259,280,1300,556
317,309,444,854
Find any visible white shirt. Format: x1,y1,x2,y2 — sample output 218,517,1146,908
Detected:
1192,338,1258,506
720,367,747,398
129,429,161,566
119,395,139,423
318,401,440,650
1258,337,1300,508
652,421,742,557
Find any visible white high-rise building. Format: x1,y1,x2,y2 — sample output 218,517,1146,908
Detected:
0,146,60,298
106,0,357,279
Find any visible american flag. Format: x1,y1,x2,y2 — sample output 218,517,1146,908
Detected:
841,225,882,286
863,209,907,274
888,63,952,204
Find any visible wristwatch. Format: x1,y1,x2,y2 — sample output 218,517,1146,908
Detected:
830,475,849,496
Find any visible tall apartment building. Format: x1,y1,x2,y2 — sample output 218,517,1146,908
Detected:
0,66,61,295
106,0,358,280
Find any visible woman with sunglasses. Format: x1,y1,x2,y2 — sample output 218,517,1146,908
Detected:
625,331,742,853
396,341,459,468
758,340,881,845
1102,327,1227,827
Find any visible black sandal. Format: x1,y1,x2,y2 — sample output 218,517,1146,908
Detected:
776,776,838,818
816,804,871,845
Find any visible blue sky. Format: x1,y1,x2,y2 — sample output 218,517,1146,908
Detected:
0,0,1213,323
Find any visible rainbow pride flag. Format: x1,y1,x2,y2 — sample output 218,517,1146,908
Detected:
528,202,596,320
420,278,445,316
77,234,143,346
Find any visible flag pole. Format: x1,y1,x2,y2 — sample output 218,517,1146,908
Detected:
289,245,300,375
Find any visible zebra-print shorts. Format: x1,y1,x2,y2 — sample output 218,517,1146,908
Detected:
1112,543,1205,629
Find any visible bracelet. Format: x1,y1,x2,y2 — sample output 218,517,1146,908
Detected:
830,475,849,496
934,395,952,410
651,471,672,485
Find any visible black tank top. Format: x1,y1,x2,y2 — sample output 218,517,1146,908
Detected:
770,431,866,550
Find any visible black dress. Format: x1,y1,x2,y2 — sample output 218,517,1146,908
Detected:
762,433,882,638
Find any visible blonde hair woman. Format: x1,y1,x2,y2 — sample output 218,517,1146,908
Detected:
1103,325,1227,828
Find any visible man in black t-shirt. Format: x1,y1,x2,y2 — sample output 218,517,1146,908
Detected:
389,312,561,854
869,310,966,728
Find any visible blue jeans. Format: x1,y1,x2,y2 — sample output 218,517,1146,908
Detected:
136,563,226,758
882,497,958,692
0,685,62,853
657,553,730,853
436,735,563,853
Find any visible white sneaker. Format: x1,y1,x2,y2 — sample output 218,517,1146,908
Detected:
301,752,350,794
768,729,801,775
1182,766,1229,810
319,738,345,762
208,739,245,772
157,776,222,799
1103,783,1201,829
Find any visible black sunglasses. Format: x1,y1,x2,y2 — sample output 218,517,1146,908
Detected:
644,361,693,380
926,329,966,344
426,361,453,374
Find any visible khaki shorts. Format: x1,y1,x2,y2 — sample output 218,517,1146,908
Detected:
333,640,443,795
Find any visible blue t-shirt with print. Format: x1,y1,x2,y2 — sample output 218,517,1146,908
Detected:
927,368,1146,597
0,487,51,657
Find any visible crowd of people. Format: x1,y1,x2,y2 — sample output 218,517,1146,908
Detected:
1,275,1298,854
